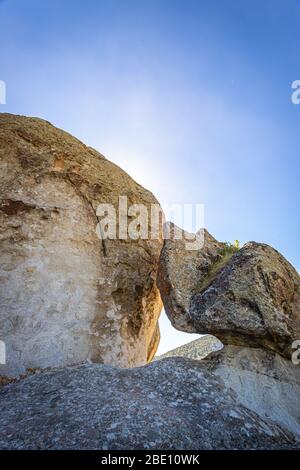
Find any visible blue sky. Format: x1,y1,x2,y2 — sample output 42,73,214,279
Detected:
1,0,299,354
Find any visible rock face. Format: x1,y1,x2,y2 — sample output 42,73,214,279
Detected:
157,226,225,333
0,113,162,377
0,356,299,450
158,226,300,358
200,345,300,439
156,335,223,361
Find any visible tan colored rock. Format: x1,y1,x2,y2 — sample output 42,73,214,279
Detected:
0,113,162,377
157,225,300,358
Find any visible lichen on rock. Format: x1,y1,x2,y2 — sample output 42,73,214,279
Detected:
158,225,300,358
0,357,299,450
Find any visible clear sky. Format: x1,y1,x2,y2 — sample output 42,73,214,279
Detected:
1,0,299,354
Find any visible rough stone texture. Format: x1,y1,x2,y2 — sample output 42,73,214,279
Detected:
0,113,162,377
201,345,300,439
156,337,300,440
156,335,223,361
158,226,300,358
0,357,298,450
157,225,224,333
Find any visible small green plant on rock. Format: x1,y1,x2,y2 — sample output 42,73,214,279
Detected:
194,240,241,295
219,240,240,257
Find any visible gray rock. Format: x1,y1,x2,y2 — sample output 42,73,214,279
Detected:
201,345,300,439
0,357,298,450
156,335,223,361
157,337,300,440
157,226,224,333
158,226,300,358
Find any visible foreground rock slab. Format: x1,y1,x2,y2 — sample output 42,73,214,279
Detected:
0,113,162,377
0,356,298,450
158,226,300,358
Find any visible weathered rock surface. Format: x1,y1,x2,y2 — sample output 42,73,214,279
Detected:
156,337,300,439
157,226,224,333
0,113,162,377
156,335,223,361
0,356,299,450
158,226,300,358
201,345,300,438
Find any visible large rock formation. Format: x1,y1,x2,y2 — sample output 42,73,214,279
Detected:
0,113,163,377
0,355,299,450
158,225,300,358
